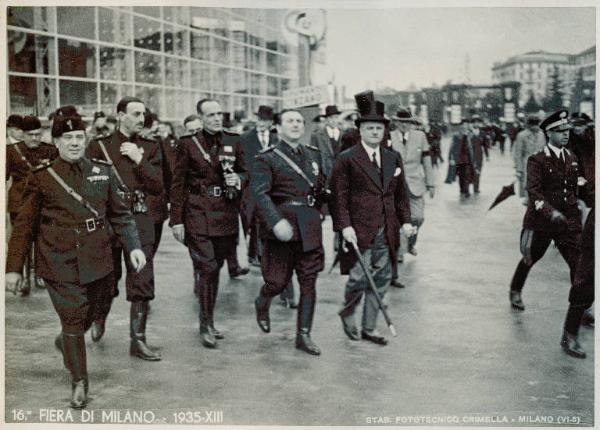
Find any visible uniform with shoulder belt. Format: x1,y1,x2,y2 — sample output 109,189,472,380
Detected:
5,106,143,409
509,110,582,312
85,99,164,361
170,127,248,348
252,134,330,356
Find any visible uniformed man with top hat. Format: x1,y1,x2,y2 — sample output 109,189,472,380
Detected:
252,108,329,355
5,105,145,409
509,110,582,312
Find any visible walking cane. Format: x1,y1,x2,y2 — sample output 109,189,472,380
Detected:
350,241,397,337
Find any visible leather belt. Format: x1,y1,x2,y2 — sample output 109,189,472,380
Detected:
272,196,315,207
41,215,106,232
188,185,223,197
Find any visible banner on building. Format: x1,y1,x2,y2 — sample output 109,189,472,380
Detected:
283,85,330,108
504,103,516,122
450,104,462,124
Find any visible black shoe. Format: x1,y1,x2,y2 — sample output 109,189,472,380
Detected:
70,379,88,409
361,331,388,346
560,332,586,359
295,332,321,355
35,276,46,289
130,339,162,361
91,320,105,343
581,310,595,328
209,324,224,340
390,279,405,289
510,290,525,311
19,283,31,297
255,297,271,333
279,298,298,309
340,315,360,341
200,324,217,348
229,267,250,278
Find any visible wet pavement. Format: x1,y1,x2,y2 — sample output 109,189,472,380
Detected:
4,140,594,426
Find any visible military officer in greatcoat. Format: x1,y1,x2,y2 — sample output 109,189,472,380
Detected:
509,110,582,312
330,91,413,346
6,115,59,294
170,98,248,349
252,109,329,356
5,106,145,409
86,96,164,361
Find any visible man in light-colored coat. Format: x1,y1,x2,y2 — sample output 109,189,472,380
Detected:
389,109,434,260
310,105,342,181
513,116,546,201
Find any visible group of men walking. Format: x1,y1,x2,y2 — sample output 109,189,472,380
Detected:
4,85,594,410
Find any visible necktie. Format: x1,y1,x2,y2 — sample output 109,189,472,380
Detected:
402,133,407,145
559,150,565,163
371,152,379,170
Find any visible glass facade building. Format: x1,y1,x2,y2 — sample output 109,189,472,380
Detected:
7,6,301,121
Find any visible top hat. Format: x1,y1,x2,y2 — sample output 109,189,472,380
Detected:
324,105,341,117
540,109,571,132
51,105,86,137
570,112,592,126
256,105,274,121
7,114,23,130
22,115,42,132
354,90,389,125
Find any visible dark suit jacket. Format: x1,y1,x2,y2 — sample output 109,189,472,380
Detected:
330,144,411,274
310,127,341,179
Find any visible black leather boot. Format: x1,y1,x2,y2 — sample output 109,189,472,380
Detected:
509,290,525,311
91,319,105,342
55,333,67,368
560,331,586,359
255,293,272,333
129,301,161,361
63,333,88,409
199,321,217,348
208,282,223,340
295,292,320,355
509,260,531,309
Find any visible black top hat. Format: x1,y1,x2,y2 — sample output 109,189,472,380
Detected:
51,106,86,137
324,105,341,117
22,115,42,132
7,114,23,129
526,115,541,126
256,105,274,120
571,112,592,126
222,112,233,128
354,90,389,125
393,107,414,122
540,109,571,132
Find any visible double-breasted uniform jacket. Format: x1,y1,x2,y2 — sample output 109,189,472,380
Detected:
240,127,278,223
86,131,163,247
6,141,58,214
567,130,595,208
330,144,411,274
170,130,248,237
6,158,141,285
389,129,434,196
251,140,325,252
523,146,581,233
310,126,341,180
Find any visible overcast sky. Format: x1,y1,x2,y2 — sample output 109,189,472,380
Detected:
322,7,596,93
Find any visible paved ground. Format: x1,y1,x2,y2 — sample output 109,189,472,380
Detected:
4,140,594,426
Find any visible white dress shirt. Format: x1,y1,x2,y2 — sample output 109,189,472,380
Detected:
361,141,381,168
548,143,565,161
326,126,340,141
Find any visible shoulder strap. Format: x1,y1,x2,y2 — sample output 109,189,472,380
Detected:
191,135,212,163
46,167,100,218
272,148,314,188
12,144,34,170
97,139,129,192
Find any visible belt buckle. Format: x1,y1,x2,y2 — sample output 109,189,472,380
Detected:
85,218,96,232
213,186,222,197
306,194,315,207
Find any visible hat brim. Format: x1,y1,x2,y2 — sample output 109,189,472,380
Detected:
325,111,341,117
548,124,572,132
356,117,390,126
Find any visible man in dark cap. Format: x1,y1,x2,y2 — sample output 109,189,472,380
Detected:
567,112,594,211
6,115,59,295
170,98,248,348
330,91,413,346
513,115,546,203
7,114,24,144
6,105,145,409
509,110,582,314
252,108,329,355
86,96,164,361
447,118,476,199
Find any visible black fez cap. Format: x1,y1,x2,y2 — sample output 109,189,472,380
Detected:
7,114,23,129
51,105,86,138
540,109,571,132
22,115,42,132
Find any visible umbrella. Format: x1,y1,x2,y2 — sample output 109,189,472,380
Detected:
489,182,516,210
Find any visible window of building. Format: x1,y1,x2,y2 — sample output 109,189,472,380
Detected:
10,75,57,117
191,61,210,90
134,15,162,51
164,26,189,57
59,79,97,117
133,7,160,18
58,38,97,78
100,47,132,82
211,37,230,64
165,57,189,88
8,31,56,75
8,6,55,32
57,7,95,40
99,7,132,47
100,82,133,113
134,51,162,84
135,85,161,114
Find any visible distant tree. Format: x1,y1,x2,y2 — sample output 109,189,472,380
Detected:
570,68,585,112
523,91,541,113
542,64,564,112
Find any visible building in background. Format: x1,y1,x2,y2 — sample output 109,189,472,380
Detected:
7,6,307,122
491,46,596,114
